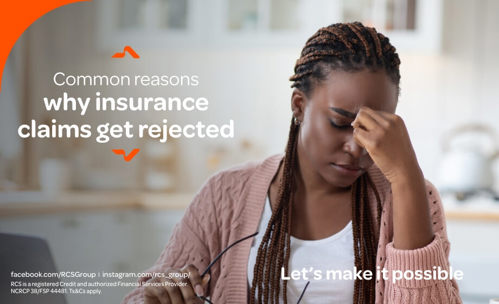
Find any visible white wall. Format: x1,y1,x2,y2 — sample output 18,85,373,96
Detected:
3,1,499,302
10,0,499,192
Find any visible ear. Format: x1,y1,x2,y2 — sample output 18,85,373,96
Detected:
291,88,307,121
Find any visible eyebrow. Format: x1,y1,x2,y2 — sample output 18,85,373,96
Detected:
329,107,357,119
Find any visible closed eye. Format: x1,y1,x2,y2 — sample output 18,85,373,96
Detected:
330,119,352,130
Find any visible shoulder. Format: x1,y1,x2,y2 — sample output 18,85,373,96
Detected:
202,153,283,194
190,153,283,217
189,153,283,229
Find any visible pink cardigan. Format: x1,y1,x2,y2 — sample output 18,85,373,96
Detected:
122,153,462,303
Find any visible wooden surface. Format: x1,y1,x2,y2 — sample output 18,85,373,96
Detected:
0,191,193,216
1,191,499,220
442,194,499,221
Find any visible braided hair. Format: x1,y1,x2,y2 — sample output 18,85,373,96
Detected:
249,22,401,304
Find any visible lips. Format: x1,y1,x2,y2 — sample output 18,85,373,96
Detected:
332,163,362,171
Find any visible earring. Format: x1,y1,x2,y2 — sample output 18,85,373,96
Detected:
294,116,301,125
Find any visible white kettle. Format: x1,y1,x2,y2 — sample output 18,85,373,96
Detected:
437,124,499,194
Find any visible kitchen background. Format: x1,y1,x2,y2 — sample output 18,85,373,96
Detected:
1,0,499,303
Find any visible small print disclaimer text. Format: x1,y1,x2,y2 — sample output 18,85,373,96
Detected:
9,271,190,296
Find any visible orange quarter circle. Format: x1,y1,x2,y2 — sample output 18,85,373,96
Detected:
0,0,91,92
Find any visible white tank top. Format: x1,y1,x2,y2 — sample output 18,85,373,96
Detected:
247,195,355,303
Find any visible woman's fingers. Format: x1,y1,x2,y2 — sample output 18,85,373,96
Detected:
352,127,372,149
162,275,184,303
171,267,202,304
143,265,207,304
144,277,172,304
181,264,205,297
371,109,393,121
142,264,211,304
352,107,391,130
352,108,380,131
144,286,163,304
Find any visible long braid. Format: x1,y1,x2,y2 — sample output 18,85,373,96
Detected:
277,119,299,303
250,118,299,304
351,178,362,303
250,21,398,304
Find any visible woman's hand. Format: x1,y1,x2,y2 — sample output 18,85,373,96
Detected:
351,106,434,249
350,106,420,184
143,264,210,304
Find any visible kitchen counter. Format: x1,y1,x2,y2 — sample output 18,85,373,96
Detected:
442,193,499,221
1,191,499,220
0,191,194,217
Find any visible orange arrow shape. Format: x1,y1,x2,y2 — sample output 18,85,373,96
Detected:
112,149,140,162
112,46,140,59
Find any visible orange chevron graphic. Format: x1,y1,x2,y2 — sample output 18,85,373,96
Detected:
112,148,140,161
112,46,140,59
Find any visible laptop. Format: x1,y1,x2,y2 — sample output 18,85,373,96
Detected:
0,233,67,304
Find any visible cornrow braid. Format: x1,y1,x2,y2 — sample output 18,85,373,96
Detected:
290,21,400,98
250,22,398,304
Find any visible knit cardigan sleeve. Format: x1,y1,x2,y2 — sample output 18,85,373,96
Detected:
383,180,462,303
120,176,218,304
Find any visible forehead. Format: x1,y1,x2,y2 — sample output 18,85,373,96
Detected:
310,69,398,113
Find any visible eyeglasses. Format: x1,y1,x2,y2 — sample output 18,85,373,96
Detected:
196,231,310,304
197,231,259,304
296,280,310,304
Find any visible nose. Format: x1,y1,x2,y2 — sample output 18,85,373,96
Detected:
343,135,367,158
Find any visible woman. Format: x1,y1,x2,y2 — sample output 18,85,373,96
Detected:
122,22,462,304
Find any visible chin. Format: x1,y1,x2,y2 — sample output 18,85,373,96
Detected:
322,171,359,189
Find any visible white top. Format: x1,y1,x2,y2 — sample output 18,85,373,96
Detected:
247,195,355,304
